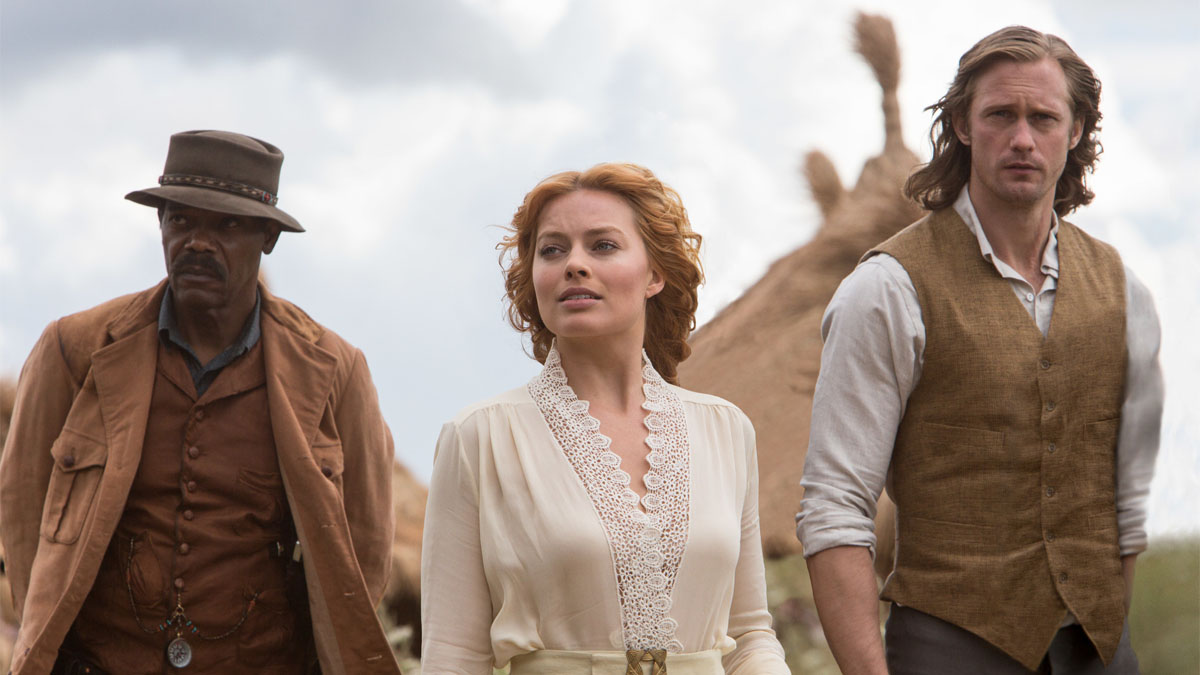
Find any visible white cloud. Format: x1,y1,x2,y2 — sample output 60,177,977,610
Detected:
0,211,16,275
458,0,572,48
1,1,1195,537
291,84,591,257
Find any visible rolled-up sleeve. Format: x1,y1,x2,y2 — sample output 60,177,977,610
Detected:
796,255,923,558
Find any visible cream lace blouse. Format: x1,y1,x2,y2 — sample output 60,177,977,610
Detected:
420,348,789,674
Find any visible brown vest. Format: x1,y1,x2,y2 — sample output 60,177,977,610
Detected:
871,208,1127,670
69,339,311,673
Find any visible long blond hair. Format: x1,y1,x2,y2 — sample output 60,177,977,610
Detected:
904,25,1102,217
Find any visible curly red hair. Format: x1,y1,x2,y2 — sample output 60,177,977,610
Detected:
498,163,703,384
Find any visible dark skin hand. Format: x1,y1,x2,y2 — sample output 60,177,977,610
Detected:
160,203,280,363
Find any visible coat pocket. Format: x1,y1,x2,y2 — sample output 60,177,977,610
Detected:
40,429,108,544
311,442,344,495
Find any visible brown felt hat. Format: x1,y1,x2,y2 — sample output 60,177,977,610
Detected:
126,130,304,232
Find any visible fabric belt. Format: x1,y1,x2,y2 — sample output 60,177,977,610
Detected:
509,648,724,675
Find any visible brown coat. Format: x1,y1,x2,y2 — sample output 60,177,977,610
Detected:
0,281,402,674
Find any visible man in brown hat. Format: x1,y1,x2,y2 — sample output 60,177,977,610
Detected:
796,27,1162,674
0,130,402,674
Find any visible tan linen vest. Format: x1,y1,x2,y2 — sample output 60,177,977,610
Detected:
870,208,1127,670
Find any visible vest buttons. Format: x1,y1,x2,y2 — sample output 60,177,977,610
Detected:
321,465,334,478
61,455,76,468
1048,443,1057,454
1045,486,1056,497
1040,359,1051,370
1046,401,1056,412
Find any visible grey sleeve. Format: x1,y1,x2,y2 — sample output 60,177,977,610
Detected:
1115,268,1165,556
796,255,923,558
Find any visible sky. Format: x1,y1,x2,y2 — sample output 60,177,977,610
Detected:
1,0,1196,538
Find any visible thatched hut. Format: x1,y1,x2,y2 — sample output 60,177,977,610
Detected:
679,13,923,566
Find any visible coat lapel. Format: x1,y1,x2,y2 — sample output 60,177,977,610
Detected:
91,328,158,472
92,282,165,471
260,295,337,452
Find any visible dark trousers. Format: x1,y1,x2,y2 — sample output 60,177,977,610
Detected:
885,604,1140,674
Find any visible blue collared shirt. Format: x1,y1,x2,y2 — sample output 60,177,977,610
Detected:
158,288,262,397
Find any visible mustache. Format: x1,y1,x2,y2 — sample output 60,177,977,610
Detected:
172,253,226,281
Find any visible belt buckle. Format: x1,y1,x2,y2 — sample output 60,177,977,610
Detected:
625,648,667,675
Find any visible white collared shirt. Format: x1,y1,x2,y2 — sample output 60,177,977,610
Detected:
796,187,1164,558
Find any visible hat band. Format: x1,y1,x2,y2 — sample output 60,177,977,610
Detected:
159,173,279,206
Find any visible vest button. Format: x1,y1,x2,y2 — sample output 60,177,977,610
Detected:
1048,443,1057,453
61,455,76,468
188,446,200,459
174,577,185,590
1045,487,1056,497
1046,532,1055,542
1040,359,1051,369
194,409,205,421
321,466,334,478
182,509,195,521
186,480,198,492
1058,572,1069,583
178,543,190,555
1046,401,1056,411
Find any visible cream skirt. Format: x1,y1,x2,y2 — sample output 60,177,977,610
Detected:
508,648,724,674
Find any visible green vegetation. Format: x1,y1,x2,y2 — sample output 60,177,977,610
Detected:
1129,538,1200,674
765,540,1199,674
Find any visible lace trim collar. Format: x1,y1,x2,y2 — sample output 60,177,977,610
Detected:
528,344,690,652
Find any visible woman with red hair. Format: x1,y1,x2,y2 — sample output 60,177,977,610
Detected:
421,163,789,674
